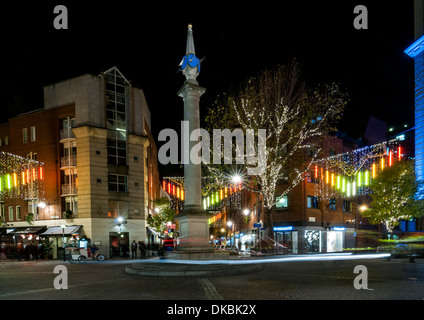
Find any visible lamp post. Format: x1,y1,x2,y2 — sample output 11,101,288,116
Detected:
227,221,233,245
357,205,368,249
61,224,66,261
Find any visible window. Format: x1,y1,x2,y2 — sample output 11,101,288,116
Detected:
307,196,319,209
276,195,289,209
16,206,21,220
22,128,28,144
108,201,129,218
107,139,127,165
63,118,76,130
343,200,353,212
0,138,2,146
65,197,78,215
8,206,13,221
105,68,128,165
30,126,36,142
329,198,336,210
4,136,8,146
307,173,317,184
108,174,128,192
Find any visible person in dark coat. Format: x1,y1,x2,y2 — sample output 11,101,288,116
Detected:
139,241,147,259
131,240,138,259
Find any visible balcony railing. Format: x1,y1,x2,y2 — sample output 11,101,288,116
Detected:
61,184,78,196
60,129,76,141
60,155,77,168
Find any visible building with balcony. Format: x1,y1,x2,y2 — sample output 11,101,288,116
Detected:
0,67,160,258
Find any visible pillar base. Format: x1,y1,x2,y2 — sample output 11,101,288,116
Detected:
176,211,213,253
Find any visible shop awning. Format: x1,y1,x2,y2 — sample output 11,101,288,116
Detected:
39,225,82,236
5,226,47,235
146,227,161,237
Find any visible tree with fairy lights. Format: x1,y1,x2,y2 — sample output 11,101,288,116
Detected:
147,197,175,237
363,158,424,236
205,60,348,236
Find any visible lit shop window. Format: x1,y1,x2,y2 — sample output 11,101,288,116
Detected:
307,196,319,209
275,195,288,209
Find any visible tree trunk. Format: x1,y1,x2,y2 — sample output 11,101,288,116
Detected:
265,207,274,239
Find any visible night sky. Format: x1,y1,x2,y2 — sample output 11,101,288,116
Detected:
0,1,415,160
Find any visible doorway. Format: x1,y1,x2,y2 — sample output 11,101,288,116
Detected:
109,232,129,258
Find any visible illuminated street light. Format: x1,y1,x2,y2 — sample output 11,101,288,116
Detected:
227,221,233,227
243,209,250,216
232,175,241,184
359,205,368,212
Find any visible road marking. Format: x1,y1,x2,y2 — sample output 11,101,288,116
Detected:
0,278,130,298
198,278,224,300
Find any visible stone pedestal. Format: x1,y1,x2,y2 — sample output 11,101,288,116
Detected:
175,213,213,254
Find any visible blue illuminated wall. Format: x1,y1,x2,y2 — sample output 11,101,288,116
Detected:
405,35,424,195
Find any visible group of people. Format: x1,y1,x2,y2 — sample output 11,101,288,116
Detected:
0,243,45,261
129,240,147,259
128,238,174,259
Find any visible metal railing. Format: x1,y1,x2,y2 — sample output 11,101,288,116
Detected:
61,184,78,196
60,129,76,141
60,155,77,168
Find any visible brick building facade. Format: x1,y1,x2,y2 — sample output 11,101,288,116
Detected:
0,67,160,258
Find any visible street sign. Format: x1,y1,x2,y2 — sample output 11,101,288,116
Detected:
253,223,262,228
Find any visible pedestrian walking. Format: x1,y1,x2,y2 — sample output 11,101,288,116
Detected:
131,240,138,259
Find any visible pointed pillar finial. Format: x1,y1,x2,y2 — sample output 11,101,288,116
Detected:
186,23,195,56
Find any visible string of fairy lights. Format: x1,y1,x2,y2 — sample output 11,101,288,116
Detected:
162,138,403,224
312,139,402,201
161,176,243,222
0,151,45,201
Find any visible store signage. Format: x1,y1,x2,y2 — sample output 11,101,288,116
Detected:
253,223,262,228
333,227,345,231
273,226,294,232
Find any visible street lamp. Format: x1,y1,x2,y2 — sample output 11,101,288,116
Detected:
227,221,233,245
359,205,368,212
243,209,250,216
61,225,66,261
232,175,241,184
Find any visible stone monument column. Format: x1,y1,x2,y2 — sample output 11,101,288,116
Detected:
175,24,212,253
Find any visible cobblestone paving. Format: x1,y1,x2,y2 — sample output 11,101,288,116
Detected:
0,257,422,300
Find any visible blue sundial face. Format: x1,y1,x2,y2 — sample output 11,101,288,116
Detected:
188,54,198,68
181,56,188,69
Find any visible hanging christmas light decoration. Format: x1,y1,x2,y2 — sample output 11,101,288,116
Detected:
313,139,401,200
162,174,244,212
0,151,45,202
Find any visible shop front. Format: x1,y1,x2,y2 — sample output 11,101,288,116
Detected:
326,227,345,252
273,226,298,254
304,228,322,253
1,226,47,259
39,225,83,259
